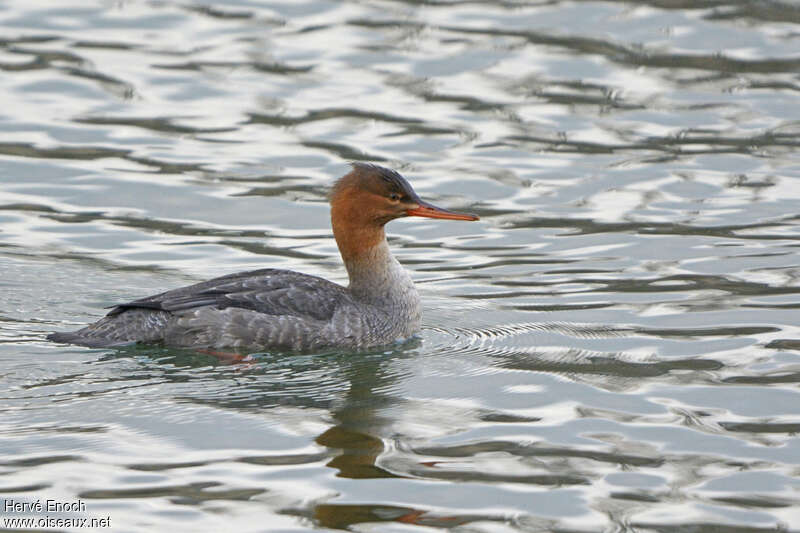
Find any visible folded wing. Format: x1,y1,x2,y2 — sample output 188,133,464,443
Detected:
108,268,350,322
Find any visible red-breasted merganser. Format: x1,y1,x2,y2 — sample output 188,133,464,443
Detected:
48,163,478,351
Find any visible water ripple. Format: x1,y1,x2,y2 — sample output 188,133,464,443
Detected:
1,0,799,531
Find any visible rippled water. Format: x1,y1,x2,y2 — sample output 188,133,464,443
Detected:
2,0,800,531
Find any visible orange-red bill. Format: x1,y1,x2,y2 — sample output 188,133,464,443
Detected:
406,200,479,221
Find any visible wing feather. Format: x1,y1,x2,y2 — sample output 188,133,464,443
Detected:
107,268,349,322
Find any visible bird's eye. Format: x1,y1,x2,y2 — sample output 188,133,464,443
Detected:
389,193,401,202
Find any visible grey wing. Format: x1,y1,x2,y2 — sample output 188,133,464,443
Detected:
108,268,350,322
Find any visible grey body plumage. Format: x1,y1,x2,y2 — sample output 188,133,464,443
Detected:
48,252,420,351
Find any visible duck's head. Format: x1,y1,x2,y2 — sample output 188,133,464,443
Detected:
330,162,479,229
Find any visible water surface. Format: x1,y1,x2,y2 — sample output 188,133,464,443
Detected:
1,0,800,531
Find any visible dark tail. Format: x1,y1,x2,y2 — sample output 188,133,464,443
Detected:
47,331,133,348
47,309,170,348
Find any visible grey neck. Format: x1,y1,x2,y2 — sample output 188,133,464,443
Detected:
345,239,417,309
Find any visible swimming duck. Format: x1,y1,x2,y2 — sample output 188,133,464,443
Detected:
48,163,478,351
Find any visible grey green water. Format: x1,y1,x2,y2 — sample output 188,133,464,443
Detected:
2,1,800,531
